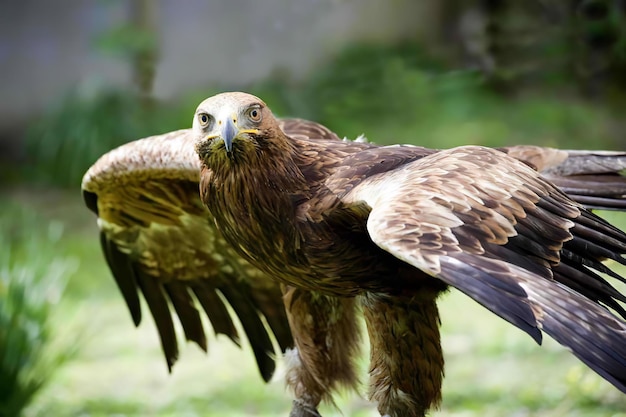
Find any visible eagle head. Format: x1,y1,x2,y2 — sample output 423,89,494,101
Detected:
193,92,280,162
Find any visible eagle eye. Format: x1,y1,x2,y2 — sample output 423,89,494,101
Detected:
198,113,212,127
246,106,262,123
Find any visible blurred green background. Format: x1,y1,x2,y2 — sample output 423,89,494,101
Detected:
2,1,626,416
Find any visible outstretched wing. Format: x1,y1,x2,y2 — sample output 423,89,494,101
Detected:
501,145,626,210
82,128,291,381
279,118,341,141
340,145,626,393
82,118,339,381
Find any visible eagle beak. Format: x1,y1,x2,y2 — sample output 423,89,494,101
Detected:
221,116,238,153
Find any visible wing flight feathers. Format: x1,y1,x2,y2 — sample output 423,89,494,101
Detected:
163,281,208,352
82,127,306,379
501,145,626,210
99,231,141,325
279,118,341,141
189,281,240,344
133,263,180,371
344,145,626,393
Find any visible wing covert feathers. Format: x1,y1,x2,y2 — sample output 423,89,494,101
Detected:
279,118,341,141
344,145,626,393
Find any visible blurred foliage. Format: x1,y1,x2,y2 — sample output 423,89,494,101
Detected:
298,43,620,150
0,202,77,417
454,0,626,97
19,41,623,189
94,24,157,58
24,90,186,188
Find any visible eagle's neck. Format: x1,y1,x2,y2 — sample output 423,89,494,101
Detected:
199,131,309,271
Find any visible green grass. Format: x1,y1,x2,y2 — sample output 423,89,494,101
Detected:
3,190,625,417
0,201,78,417
21,90,193,189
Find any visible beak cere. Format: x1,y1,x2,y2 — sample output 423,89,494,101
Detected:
221,117,238,153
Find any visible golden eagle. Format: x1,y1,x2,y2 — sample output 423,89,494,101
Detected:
194,92,626,417
82,93,626,417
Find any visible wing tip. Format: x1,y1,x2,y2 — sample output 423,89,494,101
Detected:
83,190,99,215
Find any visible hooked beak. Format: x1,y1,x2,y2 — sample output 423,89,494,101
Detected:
221,116,238,153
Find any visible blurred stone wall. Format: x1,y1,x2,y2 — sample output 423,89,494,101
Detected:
0,0,444,129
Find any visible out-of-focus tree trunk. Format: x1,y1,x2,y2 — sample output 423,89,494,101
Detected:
131,0,158,109
574,0,626,97
444,0,626,97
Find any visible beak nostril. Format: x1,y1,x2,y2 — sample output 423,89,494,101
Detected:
221,117,238,153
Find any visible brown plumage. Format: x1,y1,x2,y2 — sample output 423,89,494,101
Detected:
499,145,626,210
83,96,626,416
192,92,626,417
81,118,340,382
